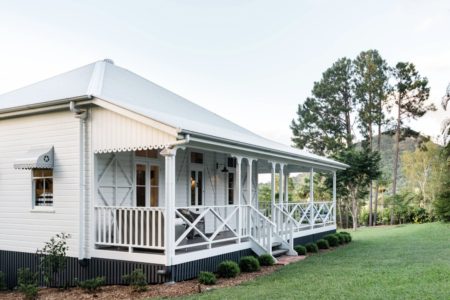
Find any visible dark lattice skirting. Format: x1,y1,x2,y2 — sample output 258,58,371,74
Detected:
293,229,336,246
0,250,166,289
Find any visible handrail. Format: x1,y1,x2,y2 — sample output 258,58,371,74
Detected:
244,205,275,256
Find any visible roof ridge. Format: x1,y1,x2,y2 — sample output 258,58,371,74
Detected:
86,60,107,96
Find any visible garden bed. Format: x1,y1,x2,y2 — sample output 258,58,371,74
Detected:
0,265,281,300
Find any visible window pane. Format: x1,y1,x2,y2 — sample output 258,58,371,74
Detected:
228,173,234,205
190,171,196,205
150,166,159,186
227,157,237,168
136,149,158,158
136,164,146,185
42,169,53,177
228,173,234,189
190,152,203,164
147,149,158,158
35,178,45,206
198,171,203,205
151,187,158,207
136,186,146,207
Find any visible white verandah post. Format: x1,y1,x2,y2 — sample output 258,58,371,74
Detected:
247,158,253,237
284,167,289,210
333,170,337,225
234,156,243,241
270,162,276,223
309,167,314,228
279,164,284,207
161,147,177,268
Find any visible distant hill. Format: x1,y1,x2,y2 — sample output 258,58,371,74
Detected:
288,131,437,192
360,131,437,191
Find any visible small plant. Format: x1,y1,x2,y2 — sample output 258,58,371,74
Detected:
258,254,275,266
0,271,7,291
76,276,106,293
17,268,38,300
239,256,260,272
198,272,216,285
217,260,240,278
37,232,71,287
294,245,307,255
316,239,330,249
340,231,352,242
323,234,339,247
305,242,319,253
122,268,147,292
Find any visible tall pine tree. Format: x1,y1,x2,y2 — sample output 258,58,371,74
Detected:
353,50,389,226
389,62,434,224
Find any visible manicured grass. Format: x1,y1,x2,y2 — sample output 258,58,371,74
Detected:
180,223,450,300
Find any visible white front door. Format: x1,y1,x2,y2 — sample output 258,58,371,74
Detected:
135,161,160,207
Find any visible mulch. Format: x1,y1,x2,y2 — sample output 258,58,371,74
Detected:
0,263,285,300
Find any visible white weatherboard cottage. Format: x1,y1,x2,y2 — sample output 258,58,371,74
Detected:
0,59,347,285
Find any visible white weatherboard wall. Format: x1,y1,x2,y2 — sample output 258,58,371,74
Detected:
0,111,80,257
91,106,176,153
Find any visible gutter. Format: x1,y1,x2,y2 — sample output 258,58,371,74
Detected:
0,96,93,119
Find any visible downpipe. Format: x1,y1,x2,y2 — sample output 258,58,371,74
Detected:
70,101,88,260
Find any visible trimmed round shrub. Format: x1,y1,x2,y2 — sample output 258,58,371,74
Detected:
335,233,345,245
217,260,240,278
340,231,352,242
294,245,307,255
258,254,275,266
323,234,339,247
316,239,330,249
305,242,318,253
239,256,260,272
198,271,216,285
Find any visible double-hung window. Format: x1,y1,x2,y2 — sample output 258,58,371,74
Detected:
33,169,53,207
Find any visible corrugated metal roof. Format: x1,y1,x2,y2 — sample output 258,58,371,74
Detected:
0,59,348,169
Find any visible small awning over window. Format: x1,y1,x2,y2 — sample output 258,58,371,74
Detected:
14,146,54,170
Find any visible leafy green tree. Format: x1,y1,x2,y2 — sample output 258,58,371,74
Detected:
389,62,434,224
331,149,381,230
401,141,443,212
434,86,450,220
353,49,389,226
434,144,450,221
291,58,354,156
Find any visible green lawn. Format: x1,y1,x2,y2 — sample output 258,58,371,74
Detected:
180,223,450,300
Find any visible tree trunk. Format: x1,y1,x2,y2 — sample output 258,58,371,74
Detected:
338,200,343,228
391,98,401,225
345,111,352,148
369,183,373,226
374,123,382,226
352,192,358,231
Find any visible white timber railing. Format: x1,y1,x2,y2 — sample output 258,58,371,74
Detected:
259,201,335,230
95,206,165,250
174,205,242,251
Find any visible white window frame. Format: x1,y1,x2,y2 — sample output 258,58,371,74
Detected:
31,169,55,213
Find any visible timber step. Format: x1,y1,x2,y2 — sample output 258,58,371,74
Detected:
271,241,288,257
271,242,282,248
272,248,289,257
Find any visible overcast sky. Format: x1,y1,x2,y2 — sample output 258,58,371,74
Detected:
0,0,449,145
